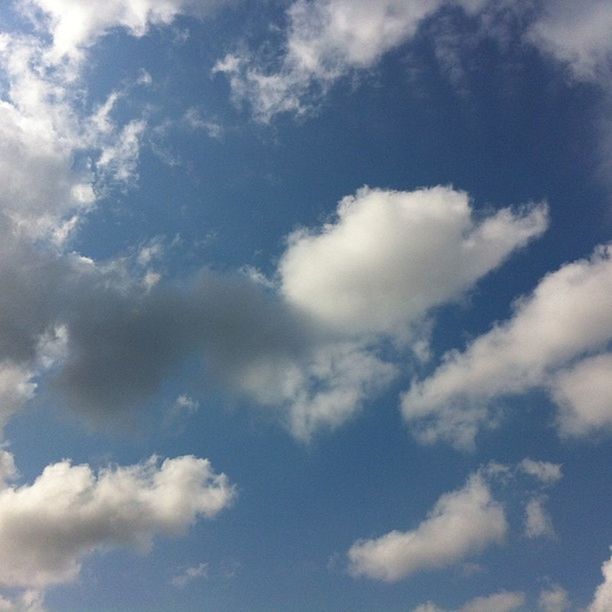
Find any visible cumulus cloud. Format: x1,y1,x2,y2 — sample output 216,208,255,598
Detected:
0,449,234,591
347,473,507,581
402,244,612,448
280,186,548,339
538,584,570,612
588,553,612,612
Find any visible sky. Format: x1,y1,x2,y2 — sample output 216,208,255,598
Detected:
0,0,611,610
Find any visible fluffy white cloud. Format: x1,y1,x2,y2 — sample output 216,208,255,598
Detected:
402,244,612,448
19,0,227,61
588,553,612,612
552,353,612,436
539,584,570,612
280,186,548,339
0,449,234,590
347,474,507,581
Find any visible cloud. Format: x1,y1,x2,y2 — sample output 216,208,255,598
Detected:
0,363,37,431
347,473,507,581
0,32,157,242
214,0,488,121
19,0,228,61
518,459,563,484
413,591,526,612
460,591,525,612
0,449,234,591
528,0,612,82
0,590,46,612
402,244,612,448
280,186,548,340
413,604,445,612
0,181,546,440
538,584,570,612
588,553,612,612
171,562,209,588
552,352,612,436
524,496,555,538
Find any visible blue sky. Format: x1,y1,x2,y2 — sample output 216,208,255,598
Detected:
0,1,611,611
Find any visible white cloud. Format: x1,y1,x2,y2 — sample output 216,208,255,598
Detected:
0,178,548,441
588,553,612,612
402,244,612,448
552,353,612,437
214,0,443,121
0,449,234,590
280,186,548,340
19,0,228,62
96,119,146,184
413,591,525,612
518,459,563,484
0,33,156,242
413,604,445,612
0,590,46,612
0,362,37,431
347,473,507,581
184,107,223,139
215,0,491,121
171,562,209,588
524,496,554,539
528,0,612,82
460,591,525,612
539,584,570,612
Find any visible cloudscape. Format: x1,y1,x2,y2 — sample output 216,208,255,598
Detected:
0,1,611,610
